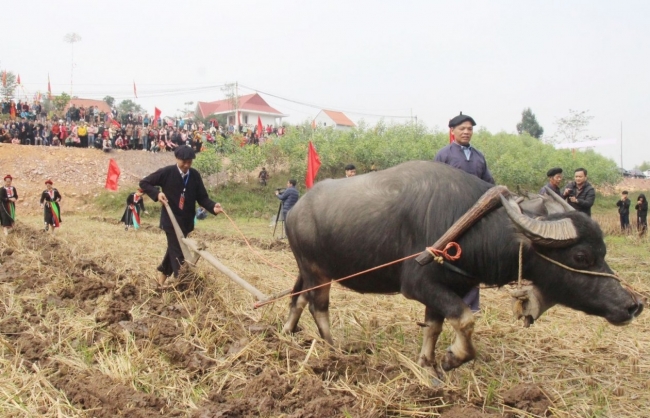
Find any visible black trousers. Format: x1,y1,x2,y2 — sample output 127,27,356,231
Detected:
157,231,185,277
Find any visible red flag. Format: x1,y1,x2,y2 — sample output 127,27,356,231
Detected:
105,159,121,191
47,74,52,99
153,107,161,127
133,81,137,98
237,111,241,126
2,71,6,88
16,74,21,85
257,116,263,136
306,141,321,189
449,127,455,144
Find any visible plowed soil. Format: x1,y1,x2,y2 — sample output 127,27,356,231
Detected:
1,146,649,417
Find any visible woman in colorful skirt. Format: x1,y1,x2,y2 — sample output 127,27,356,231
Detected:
120,188,148,231
40,180,62,233
0,174,18,235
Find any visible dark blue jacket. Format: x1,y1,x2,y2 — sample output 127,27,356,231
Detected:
277,187,299,217
434,141,495,184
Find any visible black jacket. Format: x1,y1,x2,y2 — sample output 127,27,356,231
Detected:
563,181,595,217
140,165,216,235
635,195,648,218
616,198,630,215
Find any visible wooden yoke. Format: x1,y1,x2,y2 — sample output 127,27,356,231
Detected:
415,186,509,266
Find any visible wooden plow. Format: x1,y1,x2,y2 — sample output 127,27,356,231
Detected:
163,186,512,308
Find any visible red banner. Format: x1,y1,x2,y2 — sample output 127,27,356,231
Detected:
449,127,455,144
306,141,321,189
48,74,52,99
257,116,263,137
104,159,121,191
153,107,161,127
133,81,138,99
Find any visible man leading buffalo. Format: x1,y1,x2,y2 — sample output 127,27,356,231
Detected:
140,145,223,287
434,113,495,312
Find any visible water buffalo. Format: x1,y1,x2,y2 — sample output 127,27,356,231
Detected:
282,161,644,373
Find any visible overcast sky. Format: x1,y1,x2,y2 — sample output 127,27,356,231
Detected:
4,0,649,168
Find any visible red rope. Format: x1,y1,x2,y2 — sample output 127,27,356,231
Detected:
253,241,462,309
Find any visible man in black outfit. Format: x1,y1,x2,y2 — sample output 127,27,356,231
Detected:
140,145,223,287
562,167,595,217
616,191,631,232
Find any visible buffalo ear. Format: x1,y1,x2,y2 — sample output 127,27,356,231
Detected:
501,195,579,248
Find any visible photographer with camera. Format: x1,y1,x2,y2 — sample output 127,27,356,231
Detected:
275,180,299,238
616,191,631,232
562,167,595,217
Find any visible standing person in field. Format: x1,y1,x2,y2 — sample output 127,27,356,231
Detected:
140,145,223,287
275,179,299,239
540,167,563,196
636,194,648,234
258,167,268,186
616,191,631,232
40,180,62,233
345,164,357,178
120,188,149,231
435,113,495,185
562,168,595,217
434,113,494,313
0,175,18,235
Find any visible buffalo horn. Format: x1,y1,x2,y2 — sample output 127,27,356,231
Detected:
500,195,578,247
543,186,575,212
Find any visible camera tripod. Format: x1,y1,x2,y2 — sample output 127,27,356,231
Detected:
273,201,285,239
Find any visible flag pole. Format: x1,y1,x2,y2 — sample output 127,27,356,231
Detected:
620,121,623,169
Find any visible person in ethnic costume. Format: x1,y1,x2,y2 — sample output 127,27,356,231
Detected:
120,188,148,231
40,180,62,233
0,175,18,235
140,145,223,287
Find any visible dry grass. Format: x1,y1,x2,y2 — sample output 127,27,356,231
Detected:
0,212,648,417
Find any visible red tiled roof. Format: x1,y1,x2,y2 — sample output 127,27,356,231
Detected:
64,99,111,114
322,110,355,127
197,93,285,118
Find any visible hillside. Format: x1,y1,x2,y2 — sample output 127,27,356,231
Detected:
0,144,175,214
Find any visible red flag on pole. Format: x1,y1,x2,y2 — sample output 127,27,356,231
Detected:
104,159,121,191
47,74,52,99
306,141,321,189
257,116,263,136
153,107,161,127
237,111,241,127
133,81,138,98
449,127,455,144
2,71,6,88
16,74,21,85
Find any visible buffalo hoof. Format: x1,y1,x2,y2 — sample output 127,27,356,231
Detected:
418,356,444,379
441,349,470,372
282,325,303,335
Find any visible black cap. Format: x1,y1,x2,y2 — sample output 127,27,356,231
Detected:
174,145,196,160
546,167,563,177
448,112,476,128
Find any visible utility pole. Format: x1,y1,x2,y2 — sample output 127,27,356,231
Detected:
63,33,82,96
620,121,623,169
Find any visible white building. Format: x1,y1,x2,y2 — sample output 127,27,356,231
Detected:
196,93,287,127
312,109,356,130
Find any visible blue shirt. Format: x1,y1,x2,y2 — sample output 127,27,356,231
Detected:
434,141,495,184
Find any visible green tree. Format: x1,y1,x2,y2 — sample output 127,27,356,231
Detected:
52,92,71,112
116,99,144,114
516,108,544,139
103,96,115,107
636,161,650,171
1,72,18,101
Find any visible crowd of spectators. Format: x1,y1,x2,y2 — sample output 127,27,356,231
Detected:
0,99,288,154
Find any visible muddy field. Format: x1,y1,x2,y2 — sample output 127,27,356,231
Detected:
0,211,648,418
